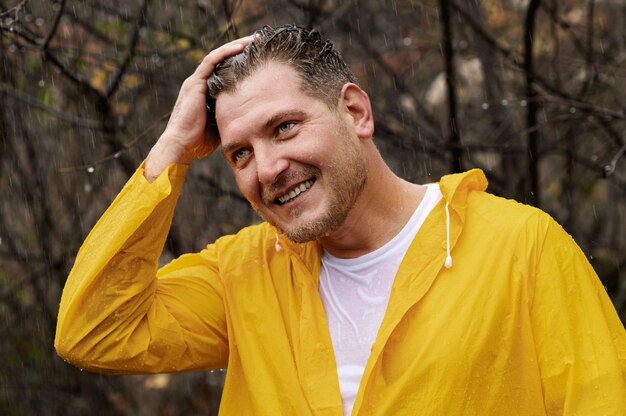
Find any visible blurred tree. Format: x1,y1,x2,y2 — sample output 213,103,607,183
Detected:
1,0,624,414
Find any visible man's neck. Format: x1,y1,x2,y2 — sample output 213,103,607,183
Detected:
320,157,425,259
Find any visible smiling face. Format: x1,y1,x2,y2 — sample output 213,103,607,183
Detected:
215,62,368,243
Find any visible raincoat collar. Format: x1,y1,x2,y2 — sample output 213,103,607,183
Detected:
439,168,488,224
272,168,488,265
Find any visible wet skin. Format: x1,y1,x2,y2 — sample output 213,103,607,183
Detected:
216,62,368,243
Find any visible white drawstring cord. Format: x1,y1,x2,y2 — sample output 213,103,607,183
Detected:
444,202,453,269
275,233,282,252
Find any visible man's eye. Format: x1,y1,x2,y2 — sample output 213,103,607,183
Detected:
277,121,295,134
232,148,251,163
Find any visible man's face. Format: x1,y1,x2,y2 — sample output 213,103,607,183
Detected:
215,62,367,243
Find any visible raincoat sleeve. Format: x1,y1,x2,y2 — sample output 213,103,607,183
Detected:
530,216,626,415
54,163,229,374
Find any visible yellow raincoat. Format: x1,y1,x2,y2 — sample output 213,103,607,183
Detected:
55,165,626,415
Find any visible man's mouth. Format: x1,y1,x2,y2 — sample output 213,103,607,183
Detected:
276,179,315,205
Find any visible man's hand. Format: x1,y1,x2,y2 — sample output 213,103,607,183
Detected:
144,35,255,182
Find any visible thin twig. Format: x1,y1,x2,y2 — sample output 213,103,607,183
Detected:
0,82,103,129
525,0,542,207
41,0,66,50
104,0,147,98
58,111,171,173
603,144,626,177
0,0,28,18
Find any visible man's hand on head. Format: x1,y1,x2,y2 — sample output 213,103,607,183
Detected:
144,35,255,183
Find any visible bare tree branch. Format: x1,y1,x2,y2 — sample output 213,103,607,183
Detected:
104,0,148,98
0,0,28,18
0,81,103,129
41,0,65,50
603,143,626,178
58,111,171,173
525,0,542,207
439,0,462,173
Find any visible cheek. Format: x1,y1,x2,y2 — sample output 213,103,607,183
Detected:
234,168,259,200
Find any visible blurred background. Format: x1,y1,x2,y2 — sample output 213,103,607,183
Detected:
1,0,625,414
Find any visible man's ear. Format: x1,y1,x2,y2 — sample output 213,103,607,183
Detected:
338,83,375,139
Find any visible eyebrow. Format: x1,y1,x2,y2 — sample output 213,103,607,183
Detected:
262,110,306,131
222,110,307,156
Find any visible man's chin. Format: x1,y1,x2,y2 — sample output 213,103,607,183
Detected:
282,227,324,244
277,212,348,244
253,202,347,244
268,219,324,244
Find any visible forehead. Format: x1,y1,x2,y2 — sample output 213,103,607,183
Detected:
215,62,327,141
216,61,303,112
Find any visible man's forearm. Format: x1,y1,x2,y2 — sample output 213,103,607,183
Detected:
144,134,192,183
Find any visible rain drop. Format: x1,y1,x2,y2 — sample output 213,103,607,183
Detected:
569,107,576,114
520,100,527,107
87,166,95,173
481,103,489,110
501,99,509,106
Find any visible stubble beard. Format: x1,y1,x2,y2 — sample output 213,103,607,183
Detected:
254,135,368,244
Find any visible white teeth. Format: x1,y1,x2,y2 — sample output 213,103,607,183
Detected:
277,180,314,204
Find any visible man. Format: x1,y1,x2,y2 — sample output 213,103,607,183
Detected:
55,25,625,415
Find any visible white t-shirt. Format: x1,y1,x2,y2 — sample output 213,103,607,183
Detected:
319,184,442,415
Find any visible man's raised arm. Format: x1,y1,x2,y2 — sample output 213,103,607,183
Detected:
144,36,255,181
54,36,254,374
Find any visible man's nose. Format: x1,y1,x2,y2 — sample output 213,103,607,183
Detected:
255,147,289,186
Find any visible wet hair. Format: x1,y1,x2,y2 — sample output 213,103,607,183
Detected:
207,24,358,113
